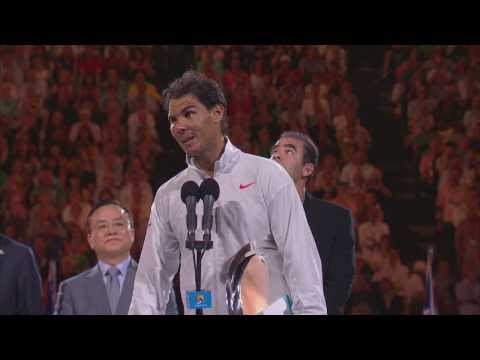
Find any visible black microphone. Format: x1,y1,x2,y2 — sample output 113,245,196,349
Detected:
198,178,220,240
181,181,200,242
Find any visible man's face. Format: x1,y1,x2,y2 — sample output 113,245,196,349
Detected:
168,95,223,158
87,205,134,260
271,137,313,183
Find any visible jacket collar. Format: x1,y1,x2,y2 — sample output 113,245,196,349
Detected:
185,137,242,176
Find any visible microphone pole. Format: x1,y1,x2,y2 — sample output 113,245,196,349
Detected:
181,181,201,314
193,178,220,315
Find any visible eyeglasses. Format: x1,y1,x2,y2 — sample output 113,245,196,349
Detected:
92,220,130,234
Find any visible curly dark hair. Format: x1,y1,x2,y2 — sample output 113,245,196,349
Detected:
162,70,228,134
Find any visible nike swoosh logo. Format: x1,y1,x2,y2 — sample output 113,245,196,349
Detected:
239,182,256,190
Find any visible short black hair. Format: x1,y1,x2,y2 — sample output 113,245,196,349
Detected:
85,200,134,233
279,131,319,166
162,70,228,134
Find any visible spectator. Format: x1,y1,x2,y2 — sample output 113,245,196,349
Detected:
434,260,457,314
223,51,250,98
463,94,480,137
69,107,101,145
119,157,153,242
127,70,161,111
29,54,50,101
61,189,92,229
76,74,100,111
95,142,125,190
53,46,77,80
455,191,480,270
455,260,480,314
26,190,59,242
340,149,376,186
0,80,18,120
128,47,153,79
103,46,129,78
358,205,390,254
29,166,65,209
77,46,103,84
127,96,158,154
100,68,127,113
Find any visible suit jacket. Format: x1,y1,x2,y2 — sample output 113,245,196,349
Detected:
303,193,355,314
54,259,178,315
0,234,44,315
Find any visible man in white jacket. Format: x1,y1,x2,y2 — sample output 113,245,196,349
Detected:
129,70,326,315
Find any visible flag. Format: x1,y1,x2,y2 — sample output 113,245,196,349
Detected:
423,246,437,315
45,259,58,314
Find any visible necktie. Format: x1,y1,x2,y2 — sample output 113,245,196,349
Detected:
106,267,121,314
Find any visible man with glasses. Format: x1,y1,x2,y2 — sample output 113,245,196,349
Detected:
54,201,177,315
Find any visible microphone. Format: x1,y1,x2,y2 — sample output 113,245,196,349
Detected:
198,178,220,240
181,181,200,242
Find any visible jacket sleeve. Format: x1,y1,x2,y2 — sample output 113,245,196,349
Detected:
324,209,356,314
54,281,75,315
129,196,180,315
18,246,44,315
267,178,327,315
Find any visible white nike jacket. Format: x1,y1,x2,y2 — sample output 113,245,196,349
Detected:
128,139,327,314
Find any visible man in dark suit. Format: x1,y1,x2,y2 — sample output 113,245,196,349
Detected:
54,201,177,315
271,131,355,314
0,234,44,314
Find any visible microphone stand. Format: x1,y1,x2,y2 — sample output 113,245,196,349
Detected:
186,223,213,315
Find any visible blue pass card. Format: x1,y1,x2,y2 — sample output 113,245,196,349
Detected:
186,290,213,309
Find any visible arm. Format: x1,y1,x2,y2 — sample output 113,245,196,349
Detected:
54,281,75,315
268,182,327,314
129,198,180,315
324,210,356,314
17,247,44,315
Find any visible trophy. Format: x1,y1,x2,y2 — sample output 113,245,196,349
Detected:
225,244,292,315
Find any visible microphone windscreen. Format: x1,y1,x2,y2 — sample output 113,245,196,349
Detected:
199,178,220,201
181,181,200,203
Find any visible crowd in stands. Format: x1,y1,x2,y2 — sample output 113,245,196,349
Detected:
0,46,161,303
385,45,480,314
1,45,477,314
